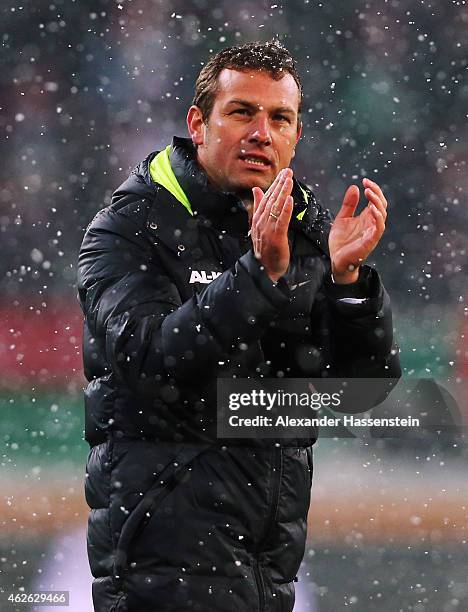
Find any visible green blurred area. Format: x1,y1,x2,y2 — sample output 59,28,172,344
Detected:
395,310,454,378
1,392,87,470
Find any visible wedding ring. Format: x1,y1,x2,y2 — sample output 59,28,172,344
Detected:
269,211,279,219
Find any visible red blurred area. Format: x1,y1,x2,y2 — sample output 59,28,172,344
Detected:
0,298,84,387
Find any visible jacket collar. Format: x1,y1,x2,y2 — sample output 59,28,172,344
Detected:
168,137,310,235
140,137,328,258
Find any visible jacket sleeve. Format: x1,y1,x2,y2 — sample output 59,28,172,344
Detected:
266,190,401,380
320,264,401,378
78,203,291,388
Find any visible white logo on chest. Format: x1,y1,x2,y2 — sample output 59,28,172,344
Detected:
189,270,222,284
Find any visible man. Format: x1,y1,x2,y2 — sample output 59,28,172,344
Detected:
78,41,400,611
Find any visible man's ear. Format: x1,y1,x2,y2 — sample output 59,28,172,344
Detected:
291,120,302,159
187,106,205,146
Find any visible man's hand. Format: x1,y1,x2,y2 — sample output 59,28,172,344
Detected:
329,177,388,284
251,168,294,283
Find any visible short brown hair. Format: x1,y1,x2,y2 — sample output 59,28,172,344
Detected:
192,40,303,121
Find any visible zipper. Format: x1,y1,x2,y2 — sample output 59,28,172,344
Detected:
253,557,266,612
253,446,283,611
265,445,282,539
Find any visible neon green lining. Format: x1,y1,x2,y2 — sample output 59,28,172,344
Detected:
296,185,309,220
296,208,306,221
149,146,193,215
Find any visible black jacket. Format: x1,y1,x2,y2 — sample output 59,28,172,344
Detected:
78,137,401,611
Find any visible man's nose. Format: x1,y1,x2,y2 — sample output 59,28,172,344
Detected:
248,116,272,145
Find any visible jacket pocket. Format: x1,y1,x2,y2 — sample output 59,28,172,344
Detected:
112,443,210,584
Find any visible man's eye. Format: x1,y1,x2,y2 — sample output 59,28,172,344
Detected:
274,114,290,123
232,109,249,115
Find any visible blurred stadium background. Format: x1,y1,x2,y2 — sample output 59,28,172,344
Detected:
1,0,467,610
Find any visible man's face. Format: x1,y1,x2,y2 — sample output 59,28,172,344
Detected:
187,69,302,197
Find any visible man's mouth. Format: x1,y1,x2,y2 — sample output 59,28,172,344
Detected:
239,155,271,168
